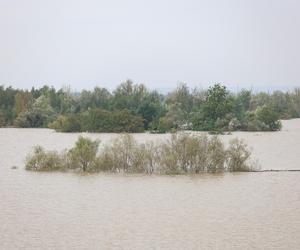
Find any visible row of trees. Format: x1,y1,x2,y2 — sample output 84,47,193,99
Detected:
48,109,145,133
1,81,300,132
25,134,255,174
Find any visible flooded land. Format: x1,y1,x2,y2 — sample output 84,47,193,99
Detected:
0,119,300,249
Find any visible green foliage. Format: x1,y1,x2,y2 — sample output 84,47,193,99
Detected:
79,87,111,111
166,83,193,114
0,86,17,125
25,133,255,173
111,109,145,133
49,109,144,133
156,133,227,174
14,95,56,128
226,138,253,171
255,105,281,131
14,91,34,116
193,84,233,131
80,109,111,132
292,88,300,117
48,114,81,132
25,146,66,171
112,80,165,130
2,82,297,132
156,116,175,133
99,134,147,173
205,84,233,120
233,90,251,120
206,136,227,172
0,109,5,127
250,92,272,110
68,136,100,171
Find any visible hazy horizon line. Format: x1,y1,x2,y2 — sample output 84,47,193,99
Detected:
1,81,299,94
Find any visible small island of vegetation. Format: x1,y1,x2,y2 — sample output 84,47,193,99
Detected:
25,134,256,174
1,80,300,133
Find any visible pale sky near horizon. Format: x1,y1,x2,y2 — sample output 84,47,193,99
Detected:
0,0,300,92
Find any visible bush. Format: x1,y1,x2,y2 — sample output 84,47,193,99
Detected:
156,134,185,174
25,134,255,173
241,107,281,131
206,136,227,172
99,134,147,173
140,141,158,174
111,109,145,133
80,109,111,132
157,133,227,174
157,117,174,133
228,118,242,131
48,114,81,132
68,136,100,171
25,146,66,171
226,138,253,172
157,133,198,174
49,109,145,133
255,105,281,131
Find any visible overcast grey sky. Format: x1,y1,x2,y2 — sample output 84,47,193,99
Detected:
0,0,299,91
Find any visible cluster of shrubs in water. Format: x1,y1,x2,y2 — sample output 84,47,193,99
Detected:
25,133,255,174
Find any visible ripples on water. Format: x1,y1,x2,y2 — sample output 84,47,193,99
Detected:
1,120,300,249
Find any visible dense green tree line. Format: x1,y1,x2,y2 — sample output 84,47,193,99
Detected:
1,80,300,132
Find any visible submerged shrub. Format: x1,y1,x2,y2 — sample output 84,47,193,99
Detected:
25,146,66,171
226,138,253,172
157,133,203,174
140,141,158,174
156,133,227,174
68,136,100,171
99,134,147,173
206,136,227,172
25,133,255,173
157,134,184,174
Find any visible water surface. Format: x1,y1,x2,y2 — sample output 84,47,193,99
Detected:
1,120,300,249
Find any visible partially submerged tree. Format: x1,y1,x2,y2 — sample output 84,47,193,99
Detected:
206,136,227,172
25,146,65,171
226,138,253,172
99,134,147,173
157,133,227,174
68,136,100,171
25,133,255,173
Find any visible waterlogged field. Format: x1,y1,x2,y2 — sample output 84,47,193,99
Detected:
0,119,300,249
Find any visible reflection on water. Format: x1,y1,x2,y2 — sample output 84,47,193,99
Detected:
1,120,300,249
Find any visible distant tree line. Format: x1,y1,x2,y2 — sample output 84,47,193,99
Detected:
1,80,300,132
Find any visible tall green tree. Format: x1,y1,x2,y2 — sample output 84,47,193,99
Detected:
193,84,233,130
14,91,34,116
0,109,5,126
14,95,56,127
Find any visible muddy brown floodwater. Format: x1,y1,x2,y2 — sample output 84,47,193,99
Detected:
0,119,300,249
